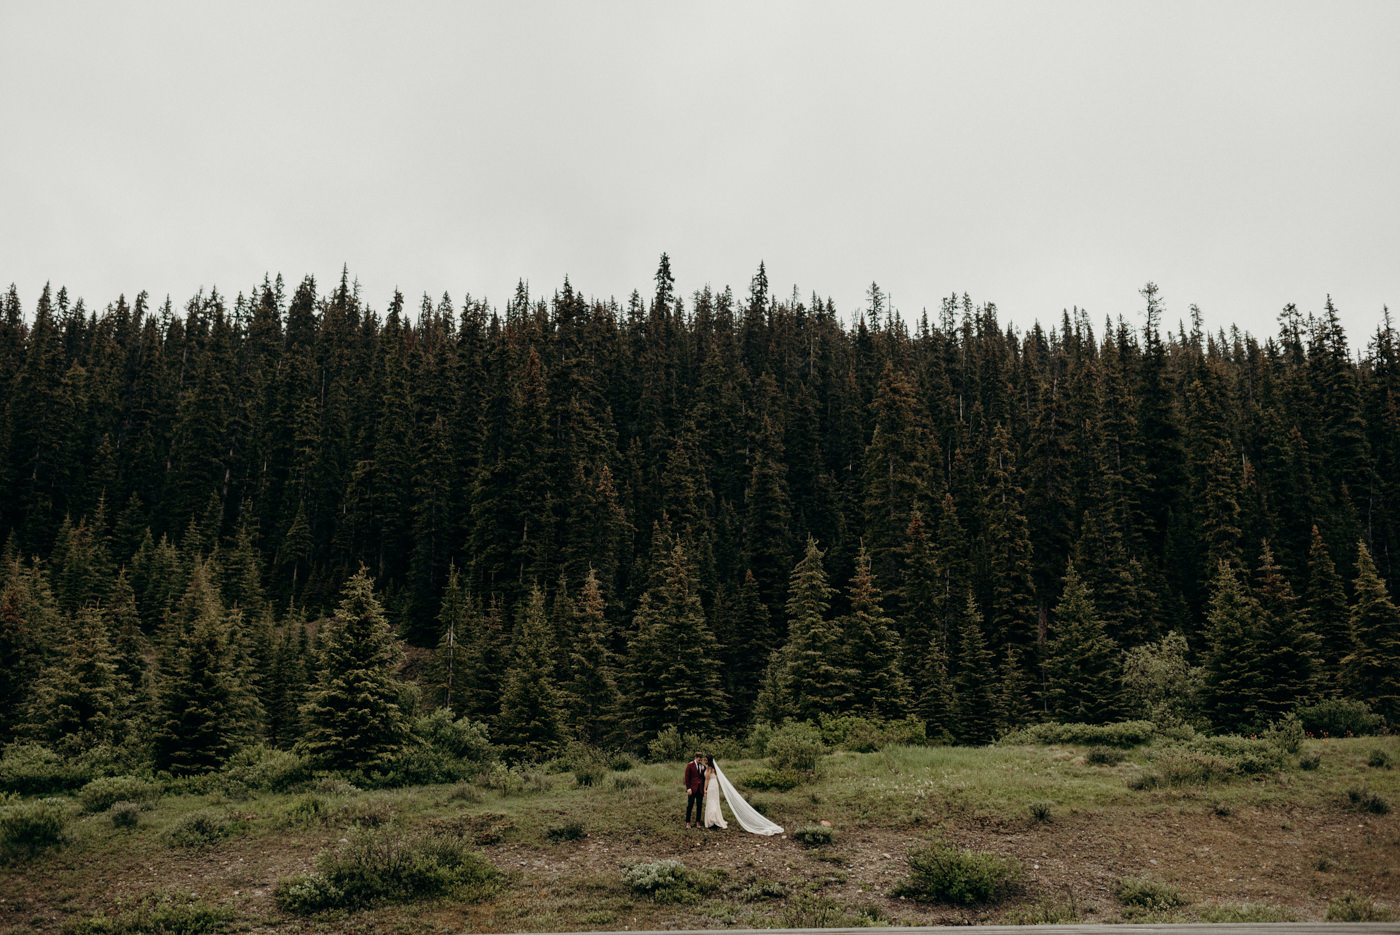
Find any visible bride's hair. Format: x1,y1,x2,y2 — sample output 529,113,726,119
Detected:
705,754,716,768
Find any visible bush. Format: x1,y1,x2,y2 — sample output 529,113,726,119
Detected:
1298,699,1384,737
1326,892,1394,922
274,825,500,914
545,821,584,842
624,859,703,903
1367,748,1392,769
0,797,71,862
766,722,825,771
79,776,161,813
1263,713,1305,754
893,839,1023,905
164,810,239,848
109,802,141,829
646,727,688,764
607,753,637,772
223,746,311,793
1346,787,1391,815
1001,720,1155,748
60,894,234,934
1299,752,1321,771
741,767,802,791
791,824,835,847
1028,801,1052,822
382,710,496,786
1115,876,1189,910
1086,746,1125,765
0,743,94,795
1199,902,1299,923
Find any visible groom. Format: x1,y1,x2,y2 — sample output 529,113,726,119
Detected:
683,751,706,828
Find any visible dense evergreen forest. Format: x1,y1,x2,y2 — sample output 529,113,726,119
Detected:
2,256,1399,774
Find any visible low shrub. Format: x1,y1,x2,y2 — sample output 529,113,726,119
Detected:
282,794,334,827
623,859,711,903
109,802,141,829
223,746,311,793
791,824,835,847
79,776,161,813
1299,752,1321,771
1086,746,1125,765
893,839,1023,905
1028,801,1052,822
645,727,688,764
1345,787,1391,815
742,767,802,791
1367,748,1392,769
573,764,606,787
766,722,825,771
607,753,637,772
60,894,234,934
0,743,93,795
545,821,584,842
1002,720,1156,748
0,797,71,863
610,773,644,791
384,710,496,786
274,825,500,914
1326,892,1395,922
1000,899,1080,924
340,797,396,828
164,810,240,848
1297,699,1384,737
741,879,786,901
1115,876,1189,911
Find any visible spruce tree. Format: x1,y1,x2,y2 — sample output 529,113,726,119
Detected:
775,537,854,722
1042,564,1122,724
497,586,566,760
1202,560,1263,732
1303,525,1352,678
25,607,121,750
950,592,999,744
566,568,620,746
152,609,241,773
301,568,409,772
1249,541,1320,721
1343,541,1400,721
840,544,907,718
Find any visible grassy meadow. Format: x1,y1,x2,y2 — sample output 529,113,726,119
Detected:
1,730,1398,933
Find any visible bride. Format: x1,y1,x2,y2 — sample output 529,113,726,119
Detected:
703,754,783,835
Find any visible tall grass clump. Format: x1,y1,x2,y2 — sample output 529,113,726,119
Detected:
892,839,1023,905
1325,892,1394,921
274,825,500,914
0,797,71,863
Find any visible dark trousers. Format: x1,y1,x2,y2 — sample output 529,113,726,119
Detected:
686,789,704,823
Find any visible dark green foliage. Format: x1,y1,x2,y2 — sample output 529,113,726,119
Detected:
741,767,803,791
2,271,1399,749
1115,876,1190,911
0,742,94,794
1002,720,1156,747
496,587,565,761
1325,892,1396,922
894,839,1023,905
301,569,409,772
164,810,241,848
1345,787,1390,814
78,776,161,813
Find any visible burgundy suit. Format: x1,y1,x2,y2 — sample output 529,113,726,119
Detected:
684,759,706,823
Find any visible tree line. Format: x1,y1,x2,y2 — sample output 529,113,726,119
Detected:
1,257,1398,771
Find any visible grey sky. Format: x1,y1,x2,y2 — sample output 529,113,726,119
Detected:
3,1,1397,345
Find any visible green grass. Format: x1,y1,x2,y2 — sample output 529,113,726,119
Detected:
1,734,1396,932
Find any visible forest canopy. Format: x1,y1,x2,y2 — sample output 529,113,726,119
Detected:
2,258,1398,772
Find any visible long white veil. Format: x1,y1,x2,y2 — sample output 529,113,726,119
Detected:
713,761,784,836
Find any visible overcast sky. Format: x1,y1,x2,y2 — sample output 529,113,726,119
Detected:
3,1,1397,345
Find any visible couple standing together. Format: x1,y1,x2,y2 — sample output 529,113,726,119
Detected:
682,751,784,836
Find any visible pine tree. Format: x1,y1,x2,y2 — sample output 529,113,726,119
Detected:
1248,541,1320,721
152,608,241,773
424,563,473,715
840,544,907,717
950,592,999,744
773,537,854,722
622,541,725,741
496,585,566,760
1303,525,1352,679
1042,564,1122,723
1202,561,1263,732
24,607,122,750
1343,541,1400,721
301,568,409,772
566,568,620,746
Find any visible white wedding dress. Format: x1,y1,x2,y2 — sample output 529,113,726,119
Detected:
705,761,784,835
